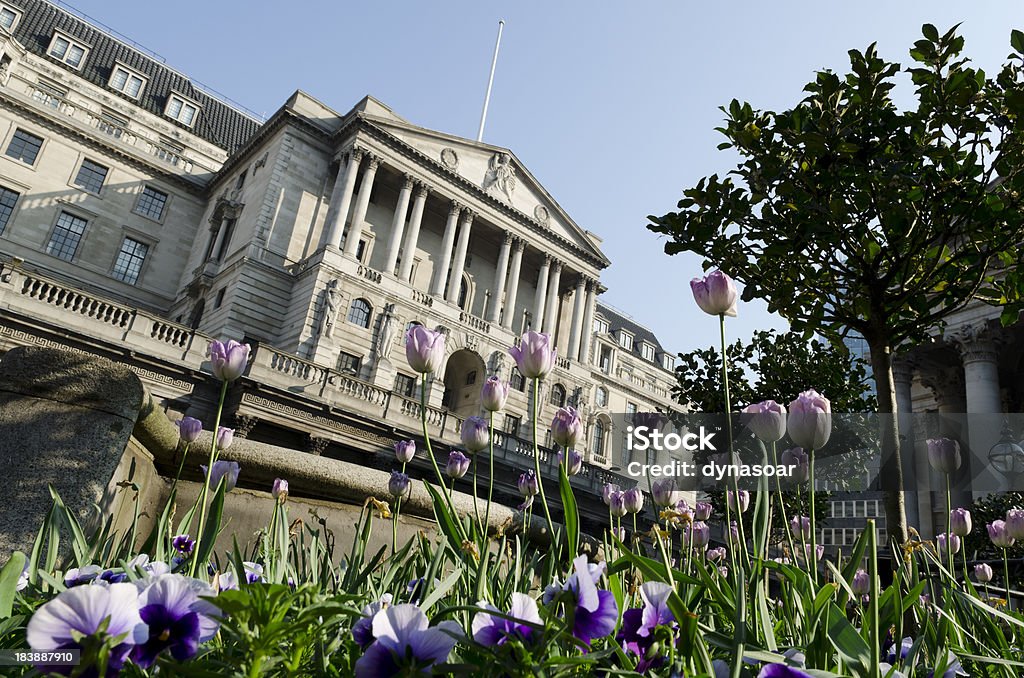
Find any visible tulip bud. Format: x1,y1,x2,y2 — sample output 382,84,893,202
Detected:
787,390,831,450
803,543,825,562
718,566,729,578
690,270,738,317
781,448,809,484
208,339,250,382
790,515,811,540
949,508,972,537
271,478,289,503
445,451,470,479
706,547,727,562
1006,509,1024,541
405,325,446,374
602,483,621,506
509,331,556,379
202,460,239,492
727,490,750,514
460,416,489,453
729,521,739,543
936,533,960,558
926,438,961,474
988,520,1015,548
388,471,411,499
518,470,539,498
651,478,680,507
480,376,510,412
560,449,583,476
215,426,234,451
694,501,713,521
176,416,203,443
742,400,787,443
623,487,644,514
394,440,416,464
851,569,871,596
689,521,710,548
609,491,627,517
975,563,994,583
551,406,584,449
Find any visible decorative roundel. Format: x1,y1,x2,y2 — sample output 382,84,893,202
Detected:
440,147,459,170
534,205,550,225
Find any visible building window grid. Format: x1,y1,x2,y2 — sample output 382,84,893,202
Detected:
337,352,360,375
640,343,656,362
136,186,168,220
111,237,148,285
48,34,86,69
109,66,144,98
0,185,19,234
46,211,87,261
394,373,416,398
594,317,609,335
509,367,525,392
31,80,66,109
0,7,17,30
595,386,608,408
6,129,43,165
74,159,108,193
347,298,371,328
618,331,633,350
165,96,198,126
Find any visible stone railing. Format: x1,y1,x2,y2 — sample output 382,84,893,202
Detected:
410,289,433,307
459,311,490,334
357,264,383,284
20,274,134,329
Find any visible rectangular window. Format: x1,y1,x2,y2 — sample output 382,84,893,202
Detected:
215,218,236,260
47,33,87,69
108,66,145,99
164,94,198,126
599,345,613,374
394,373,416,398
641,342,656,362
618,331,633,350
594,317,609,334
46,211,88,261
662,354,676,371
135,186,168,220
505,414,521,438
337,352,360,375
112,237,149,285
0,185,19,234
626,402,637,416
31,80,66,109
0,7,19,30
6,129,43,165
73,158,108,194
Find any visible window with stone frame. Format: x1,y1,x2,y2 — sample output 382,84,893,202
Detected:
0,184,19,235
46,211,88,261
549,383,566,408
509,367,525,392
337,352,360,375
6,128,43,165
394,373,416,398
347,298,371,328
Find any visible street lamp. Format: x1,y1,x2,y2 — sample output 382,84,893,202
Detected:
989,420,1024,476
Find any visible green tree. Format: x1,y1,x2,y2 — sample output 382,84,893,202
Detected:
649,25,1024,546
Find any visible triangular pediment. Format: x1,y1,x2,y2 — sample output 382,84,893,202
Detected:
361,111,607,264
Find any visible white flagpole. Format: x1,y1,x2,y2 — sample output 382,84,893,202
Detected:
476,19,505,143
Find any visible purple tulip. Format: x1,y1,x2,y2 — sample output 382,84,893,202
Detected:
781,448,809,483
742,400,787,443
461,416,489,453
623,487,644,514
405,325,446,374
551,406,584,449
706,547,727,562
172,534,195,555
388,471,411,499
562,555,618,647
975,563,994,583
202,460,239,492
1006,509,1024,541
729,521,739,542
131,574,220,668
851,569,871,596
689,521,710,549
758,664,815,678
790,515,811,540
215,426,234,451
727,490,750,514
694,501,713,521
509,331,556,379
989,520,1016,548
927,438,961,474
354,604,461,677
787,390,831,450
27,582,148,675
272,478,289,503
518,470,539,498
950,508,972,537
803,544,825,562
394,440,416,464
651,478,680,507
609,491,627,518
445,450,471,479
176,416,203,443
352,594,394,649
208,339,250,382
602,483,621,506
690,270,738,317
618,581,674,671
936,533,960,558
480,376,510,412
472,592,542,646
559,448,583,475
718,565,729,577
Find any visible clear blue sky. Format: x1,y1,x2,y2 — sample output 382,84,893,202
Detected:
63,1,1023,355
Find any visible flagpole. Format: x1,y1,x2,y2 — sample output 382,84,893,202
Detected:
476,19,505,143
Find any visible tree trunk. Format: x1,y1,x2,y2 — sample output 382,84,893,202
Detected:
868,340,910,555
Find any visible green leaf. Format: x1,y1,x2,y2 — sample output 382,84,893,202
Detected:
0,551,26,618
825,602,870,673
192,480,227,571
922,24,939,42
419,568,462,611
422,480,462,550
558,465,579,559
1012,29,1024,55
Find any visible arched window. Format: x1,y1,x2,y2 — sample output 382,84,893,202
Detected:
595,386,608,408
458,277,469,310
549,383,566,408
592,420,606,458
347,298,371,328
510,367,525,392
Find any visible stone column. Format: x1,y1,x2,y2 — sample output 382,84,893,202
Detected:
487,233,513,322
955,325,1003,495
543,260,562,335
431,201,461,297
398,183,429,282
382,174,414,276
567,275,587,361
502,238,525,330
325,148,362,250
209,219,229,261
578,278,597,363
446,210,474,304
342,154,379,258
532,255,551,331
893,357,921,534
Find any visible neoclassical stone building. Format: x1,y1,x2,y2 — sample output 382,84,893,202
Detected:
0,0,679,525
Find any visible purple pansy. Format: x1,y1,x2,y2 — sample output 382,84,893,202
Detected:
63,565,103,588
619,581,675,670
131,574,220,668
352,594,394,649
172,534,195,556
758,664,815,677
353,604,461,677
561,555,618,647
471,592,542,646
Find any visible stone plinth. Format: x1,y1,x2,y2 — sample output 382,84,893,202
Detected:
0,346,144,555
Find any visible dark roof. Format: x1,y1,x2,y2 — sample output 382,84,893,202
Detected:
8,0,260,153
596,302,673,366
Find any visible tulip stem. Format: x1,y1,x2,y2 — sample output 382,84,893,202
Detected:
531,377,556,556
190,378,228,578
808,447,818,587
1004,548,1011,606
945,475,954,577
393,461,406,554
719,314,748,569
472,454,482,538
484,411,495,542
772,443,797,568
420,376,468,543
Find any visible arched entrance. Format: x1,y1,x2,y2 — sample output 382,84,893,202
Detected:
442,348,486,419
